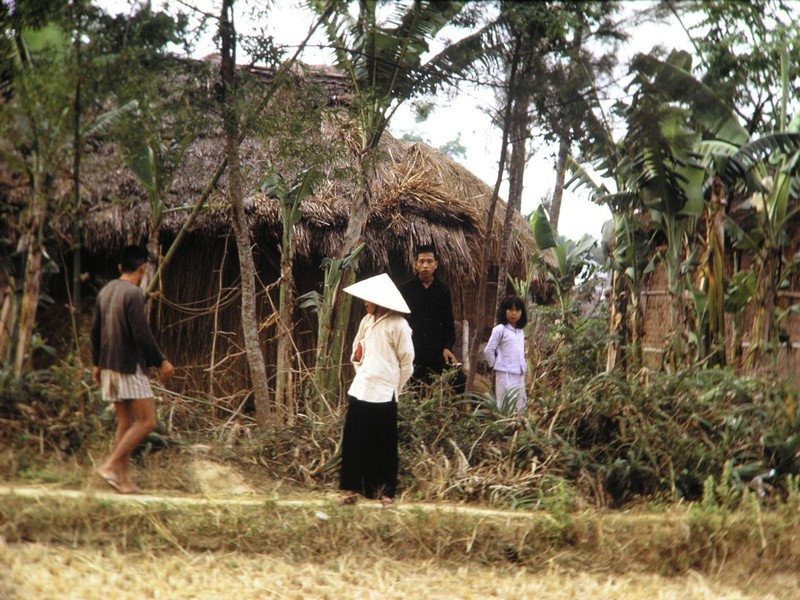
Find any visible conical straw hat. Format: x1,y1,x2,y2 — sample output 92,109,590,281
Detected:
343,273,410,314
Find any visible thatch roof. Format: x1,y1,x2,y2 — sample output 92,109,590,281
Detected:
32,59,538,283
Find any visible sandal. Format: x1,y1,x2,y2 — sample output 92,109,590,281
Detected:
97,470,123,494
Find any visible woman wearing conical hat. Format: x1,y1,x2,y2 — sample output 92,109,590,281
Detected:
339,273,414,508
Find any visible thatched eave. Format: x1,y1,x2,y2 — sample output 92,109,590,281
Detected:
9,58,538,286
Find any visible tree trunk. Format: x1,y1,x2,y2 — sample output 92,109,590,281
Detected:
340,151,371,258
313,154,371,407
466,38,521,392
705,176,726,366
550,135,570,232
13,148,48,375
275,274,295,421
0,287,15,366
495,82,529,311
141,228,160,319
606,270,624,373
70,4,83,358
275,211,297,420
220,0,272,426
746,250,778,372
209,236,230,398
14,231,43,376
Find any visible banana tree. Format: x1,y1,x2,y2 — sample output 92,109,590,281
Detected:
298,244,365,413
262,170,320,419
0,21,79,375
688,175,727,366
574,50,751,369
566,158,654,370
716,49,800,371
119,99,195,303
0,20,135,374
722,130,800,369
623,70,708,367
530,206,596,324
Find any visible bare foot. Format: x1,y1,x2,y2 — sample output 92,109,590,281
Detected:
119,483,143,495
339,493,358,506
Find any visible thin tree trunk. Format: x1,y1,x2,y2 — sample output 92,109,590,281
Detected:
551,23,583,235
466,38,521,393
209,235,230,399
14,230,43,376
220,0,272,426
746,251,778,372
314,155,370,406
141,229,160,320
70,25,83,356
275,216,297,420
340,151,371,258
0,290,15,366
605,270,626,372
495,81,529,311
13,147,48,375
550,135,570,231
705,176,726,366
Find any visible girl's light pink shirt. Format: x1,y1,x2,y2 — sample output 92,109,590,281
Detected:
483,323,526,374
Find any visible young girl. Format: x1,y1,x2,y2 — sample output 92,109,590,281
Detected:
339,274,415,508
483,295,528,411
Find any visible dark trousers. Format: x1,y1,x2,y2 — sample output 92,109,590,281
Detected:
411,363,466,396
339,395,398,499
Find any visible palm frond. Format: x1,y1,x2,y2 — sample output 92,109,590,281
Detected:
724,133,800,191
631,51,749,147
565,155,610,198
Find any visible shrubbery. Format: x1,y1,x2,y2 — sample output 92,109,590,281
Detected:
4,307,799,511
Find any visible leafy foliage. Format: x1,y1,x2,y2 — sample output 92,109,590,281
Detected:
530,206,597,323
682,0,800,136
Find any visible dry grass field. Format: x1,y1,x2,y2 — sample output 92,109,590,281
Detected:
1,449,799,600
1,539,791,600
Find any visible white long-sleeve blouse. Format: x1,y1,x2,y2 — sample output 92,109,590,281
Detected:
348,311,415,403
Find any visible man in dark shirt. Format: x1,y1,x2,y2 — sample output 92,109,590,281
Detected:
399,244,466,394
91,245,174,494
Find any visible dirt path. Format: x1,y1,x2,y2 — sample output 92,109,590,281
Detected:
0,481,548,519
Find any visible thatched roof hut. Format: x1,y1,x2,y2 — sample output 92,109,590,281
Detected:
78,128,532,286
9,59,540,402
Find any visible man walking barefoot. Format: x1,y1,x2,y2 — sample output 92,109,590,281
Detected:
91,245,174,494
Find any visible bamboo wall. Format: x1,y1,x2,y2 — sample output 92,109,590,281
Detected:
45,231,509,413
641,253,800,387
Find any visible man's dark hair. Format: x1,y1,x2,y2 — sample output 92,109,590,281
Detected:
496,295,528,329
415,243,438,260
120,245,150,274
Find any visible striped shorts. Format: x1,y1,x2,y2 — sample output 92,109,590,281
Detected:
100,365,154,402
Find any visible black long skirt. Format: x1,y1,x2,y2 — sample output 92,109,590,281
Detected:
339,395,398,499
